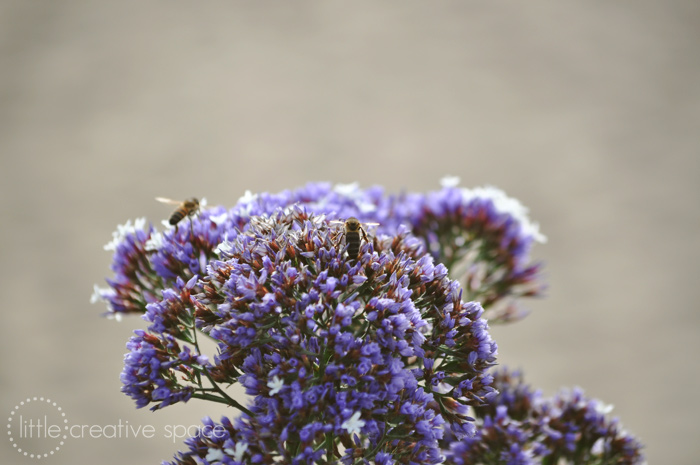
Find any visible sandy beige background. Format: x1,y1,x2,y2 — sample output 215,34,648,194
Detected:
1,1,699,463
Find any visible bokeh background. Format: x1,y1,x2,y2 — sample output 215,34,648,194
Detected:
2,1,698,463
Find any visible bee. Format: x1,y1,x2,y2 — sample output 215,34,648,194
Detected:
155,197,200,231
330,217,379,259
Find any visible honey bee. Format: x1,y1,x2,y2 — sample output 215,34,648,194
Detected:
330,217,379,259
155,197,200,230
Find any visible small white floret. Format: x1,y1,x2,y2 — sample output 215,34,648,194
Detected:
462,186,547,243
595,401,614,415
205,447,224,462
358,202,377,213
267,376,284,396
239,190,257,203
333,182,360,196
341,411,365,435
103,218,147,251
90,284,108,304
333,182,376,213
224,442,248,461
591,437,605,455
144,232,164,251
210,212,228,225
236,190,258,216
214,241,235,256
105,312,123,322
440,175,461,188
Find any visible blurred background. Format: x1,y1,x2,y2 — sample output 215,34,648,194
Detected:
1,1,698,463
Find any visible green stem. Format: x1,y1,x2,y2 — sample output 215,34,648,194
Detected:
325,431,335,462
191,392,237,406
201,367,253,416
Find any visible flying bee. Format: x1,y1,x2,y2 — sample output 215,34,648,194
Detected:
330,217,379,260
155,197,200,233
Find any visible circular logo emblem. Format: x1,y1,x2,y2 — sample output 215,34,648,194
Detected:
7,397,68,459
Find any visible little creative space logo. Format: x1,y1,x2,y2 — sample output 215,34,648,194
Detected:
7,396,230,460
7,397,67,459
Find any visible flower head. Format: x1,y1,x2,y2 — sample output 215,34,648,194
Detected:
446,368,645,465
194,208,483,462
95,181,562,464
99,181,544,325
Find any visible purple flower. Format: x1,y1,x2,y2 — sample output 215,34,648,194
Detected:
120,330,202,411
94,181,644,465
97,180,544,325
166,416,256,465
446,368,645,465
405,182,546,322
194,208,478,463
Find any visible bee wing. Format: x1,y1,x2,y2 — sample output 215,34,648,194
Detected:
363,222,380,226
155,197,183,206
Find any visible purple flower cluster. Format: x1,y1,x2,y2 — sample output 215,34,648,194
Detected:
95,179,545,323
405,184,546,322
97,218,160,315
95,181,643,464
94,205,237,317
121,276,211,411
446,369,645,464
226,181,545,322
163,208,496,463
121,330,197,410
167,416,254,465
